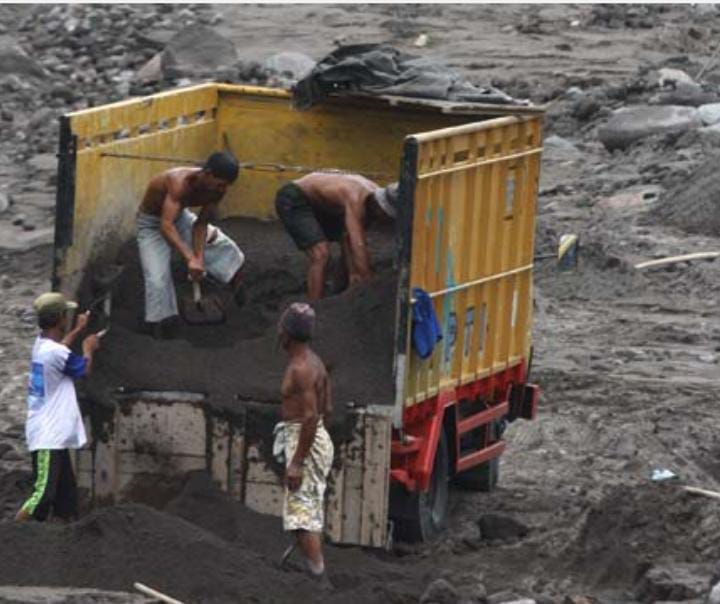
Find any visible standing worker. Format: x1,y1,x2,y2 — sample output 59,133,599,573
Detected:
274,303,334,583
15,293,100,522
137,151,246,338
274,173,398,301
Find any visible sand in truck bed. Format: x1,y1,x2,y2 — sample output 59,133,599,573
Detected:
83,217,399,421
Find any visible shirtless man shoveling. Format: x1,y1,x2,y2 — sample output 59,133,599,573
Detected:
137,151,246,337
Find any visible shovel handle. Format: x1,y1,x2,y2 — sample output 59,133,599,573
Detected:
192,281,202,304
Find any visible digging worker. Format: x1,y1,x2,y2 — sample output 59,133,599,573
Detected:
137,151,246,336
273,303,334,582
16,294,100,523
274,172,398,301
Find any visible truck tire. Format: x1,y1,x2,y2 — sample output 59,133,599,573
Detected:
453,456,499,492
390,431,450,543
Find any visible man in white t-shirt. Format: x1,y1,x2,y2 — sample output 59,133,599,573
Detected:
15,292,100,522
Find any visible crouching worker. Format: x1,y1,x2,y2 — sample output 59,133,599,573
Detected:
15,293,100,522
137,151,246,337
274,303,334,582
275,173,398,301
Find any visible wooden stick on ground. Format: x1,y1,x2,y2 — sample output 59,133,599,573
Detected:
683,485,720,501
634,251,720,270
133,582,186,604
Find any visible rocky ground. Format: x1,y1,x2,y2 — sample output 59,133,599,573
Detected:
3,3,720,604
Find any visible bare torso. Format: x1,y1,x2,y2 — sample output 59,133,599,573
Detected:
294,173,379,216
280,348,332,423
139,167,223,215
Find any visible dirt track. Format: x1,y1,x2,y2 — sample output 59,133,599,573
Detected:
3,4,720,603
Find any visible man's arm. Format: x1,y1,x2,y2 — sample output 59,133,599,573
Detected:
159,195,194,262
344,204,372,281
159,195,205,280
61,311,89,348
286,368,319,491
62,333,100,379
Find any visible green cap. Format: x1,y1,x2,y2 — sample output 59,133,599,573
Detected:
33,292,78,317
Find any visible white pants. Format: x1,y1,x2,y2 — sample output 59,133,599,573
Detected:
137,210,245,322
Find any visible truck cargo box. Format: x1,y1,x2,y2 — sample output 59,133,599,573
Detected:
54,84,544,545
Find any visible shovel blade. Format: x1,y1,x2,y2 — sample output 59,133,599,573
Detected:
179,293,226,325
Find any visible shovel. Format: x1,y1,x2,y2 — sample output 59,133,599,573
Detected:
179,280,226,325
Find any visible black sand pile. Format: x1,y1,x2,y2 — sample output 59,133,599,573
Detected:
84,218,399,416
0,502,321,604
0,472,423,604
565,483,720,588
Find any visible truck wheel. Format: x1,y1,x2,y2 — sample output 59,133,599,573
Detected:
453,456,499,492
390,431,449,543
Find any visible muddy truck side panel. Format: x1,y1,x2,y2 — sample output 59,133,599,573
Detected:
54,84,544,546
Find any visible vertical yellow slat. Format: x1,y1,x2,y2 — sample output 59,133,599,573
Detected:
464,131,486,381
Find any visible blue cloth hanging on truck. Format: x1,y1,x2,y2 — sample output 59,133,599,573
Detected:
411,287,442,359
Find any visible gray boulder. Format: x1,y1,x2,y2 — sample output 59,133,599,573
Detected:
634,564,709,603
698,102,720,126
650,82,719,107
708,579,720,604
163,25,237,76
264,51,315,81
0,45,45,78
598,105,702,150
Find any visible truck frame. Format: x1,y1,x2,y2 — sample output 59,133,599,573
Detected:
52,83,544,545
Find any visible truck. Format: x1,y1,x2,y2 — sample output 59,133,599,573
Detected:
52,83,544,546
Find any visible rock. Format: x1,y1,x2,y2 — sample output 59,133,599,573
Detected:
22,222,36,232
698,102,720,126
28,107,56,131
0,191,9,214
708,579,720,604
658,67,695,88
0,274,11,289
543,135,580,156
456,522,482,550
11,213,25,226
650,83,719,107
263,51,315,81
28,153,57,172
634,564,709,603
487,593,526,604
571,96,601,121
0,45,45,78
598,105,702,151
457,581,487,604
163,25,238,76
135,51,164,83
420,579,459,604
414,33,430,48
478,514,529,541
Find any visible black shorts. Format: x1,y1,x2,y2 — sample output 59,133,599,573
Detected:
20,449,78,521
275,183,345,250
